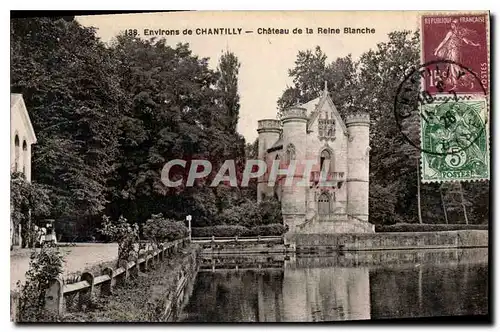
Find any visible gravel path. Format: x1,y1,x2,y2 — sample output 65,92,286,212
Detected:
10,243,118,290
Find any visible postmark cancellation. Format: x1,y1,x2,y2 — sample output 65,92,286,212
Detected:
420,96,489,183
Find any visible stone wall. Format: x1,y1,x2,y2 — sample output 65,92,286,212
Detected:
157,246,200,322
295,220,375,235
287,247,488,269
291,230,488,252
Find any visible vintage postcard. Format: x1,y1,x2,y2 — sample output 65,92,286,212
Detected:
10,10,490,323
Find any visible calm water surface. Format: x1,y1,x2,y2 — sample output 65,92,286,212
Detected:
180,249,488,322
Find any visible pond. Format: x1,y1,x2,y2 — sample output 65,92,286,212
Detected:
180,249,488,322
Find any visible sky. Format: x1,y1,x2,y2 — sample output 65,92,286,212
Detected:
77,11,420,142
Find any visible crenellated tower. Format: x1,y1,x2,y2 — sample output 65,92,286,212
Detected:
345,113,370,222
257,119,281,202
280,105,308,233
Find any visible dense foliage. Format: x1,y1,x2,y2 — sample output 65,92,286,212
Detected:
11,18,123,218
218,197,282,228
98,215,139,261
10,172,52,248
10,17,256,234
142,213,189,243
191,223,286,238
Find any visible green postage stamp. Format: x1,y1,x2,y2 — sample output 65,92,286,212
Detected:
420,96,489,183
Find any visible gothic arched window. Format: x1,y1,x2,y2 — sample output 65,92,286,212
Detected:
320,149,331,172
14,135,20,172
22,140,28,175
286,144,296,162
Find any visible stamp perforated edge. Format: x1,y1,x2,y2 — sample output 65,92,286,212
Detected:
419,95,490,183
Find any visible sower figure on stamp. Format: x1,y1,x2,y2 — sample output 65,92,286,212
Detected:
433,19,481,90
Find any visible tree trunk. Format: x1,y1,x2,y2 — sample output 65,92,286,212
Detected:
440,185,449,224
459,183,469,225
417,159,423,224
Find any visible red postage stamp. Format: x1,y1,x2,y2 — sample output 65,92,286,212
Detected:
421,13,489,95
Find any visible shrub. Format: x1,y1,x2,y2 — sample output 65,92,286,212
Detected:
142,213,188,243
219,200,262,228
375,223,489,233
16,244,64,322
11,172,52,248
258,198,283,225
246,224,287,236
98,215,139,262
218,197,282,228
191,225,248,238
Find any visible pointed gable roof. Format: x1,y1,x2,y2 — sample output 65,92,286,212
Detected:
301,97,321,117
11,94,37,144
306,90,347,135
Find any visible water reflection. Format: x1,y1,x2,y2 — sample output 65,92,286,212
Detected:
180,249,488,322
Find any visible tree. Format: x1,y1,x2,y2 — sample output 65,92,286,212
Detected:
217,50,241,132
107,37,248,225
10,19,263,234
277,47,357,118
356,31,432,224
277,46,328,116
11,17,124,218
245,139,258,159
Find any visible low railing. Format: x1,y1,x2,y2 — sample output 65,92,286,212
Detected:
191,235,284,243
43,237,190,316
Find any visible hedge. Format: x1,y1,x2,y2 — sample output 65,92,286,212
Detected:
191,225,248,238
376,223,489,233
244,224,287,236
191,223,286,238
142,214,189,242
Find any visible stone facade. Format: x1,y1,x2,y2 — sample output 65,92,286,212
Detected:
11,94,37,247
11,94,36,181
257,85,373,234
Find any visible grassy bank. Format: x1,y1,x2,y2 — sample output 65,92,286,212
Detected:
60,245,199,322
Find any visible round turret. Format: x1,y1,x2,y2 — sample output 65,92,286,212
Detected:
280,105,308,230
257,119,281,133
256,119,281,202
345,113,370,127
281,106,308,124
256,119,281,160
346,112,370,222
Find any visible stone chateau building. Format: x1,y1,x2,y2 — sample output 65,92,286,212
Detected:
256,84,374,234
